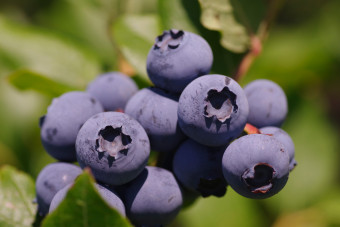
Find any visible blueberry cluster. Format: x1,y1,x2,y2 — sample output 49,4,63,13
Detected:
35,29,296,226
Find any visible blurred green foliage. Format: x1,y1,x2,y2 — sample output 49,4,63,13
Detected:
0,166,36,227
0,0,339,226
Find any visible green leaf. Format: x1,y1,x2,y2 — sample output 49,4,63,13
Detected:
198,0,250,53
230,0,267,34
7,69,78,97
112,14,160,81
42,170,132,227
0,15,101,88
0,165,36,227
158,0,198,32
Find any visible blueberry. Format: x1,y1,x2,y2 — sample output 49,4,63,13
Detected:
40,91,104,162
76,112,150,185
178,74,249,147
244,79,288,128
87,72,138,111
49,183,126,217
123,166,183,226
147,29,213,93
35,162,82,216
173,139,227,197
222,134,290,199
260,126,297,171
48,184,72,213
125,87,186,152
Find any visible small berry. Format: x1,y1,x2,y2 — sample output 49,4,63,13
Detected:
40,91,104,162
76,112,150,185
125,87,186,152
244,79,288,128
222,134,290,199
123,166,183,226
260,126,297,171
147,29,213,93
173,139,227,197
87,72,138,111
178,74,249,146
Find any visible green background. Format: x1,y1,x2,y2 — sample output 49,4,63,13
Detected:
0,0,340,226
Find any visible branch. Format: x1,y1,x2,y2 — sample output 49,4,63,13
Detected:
233,0,286,82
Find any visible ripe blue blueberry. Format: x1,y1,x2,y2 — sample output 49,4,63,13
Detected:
147,29,213,93
222,134,290,199
49,183,126,217
76,112,150,185
172,139,227,197
125,87,186,152
178,74,249,147
244,79,288,128
35,162,82,216
40,91,104,162
123,166,183,226
260,126,297,171
87,71,138,111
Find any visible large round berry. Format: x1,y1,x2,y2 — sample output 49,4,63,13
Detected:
35,162,82,216
122,166,183,226
178,74,249,147
49,183,126,217
260,126,297,171
222,134,290,199
40,91,104,162
244,79,288,128
125,87,186,152
146,29,213,93
76,112,150,185
87,72,138,111
173,139,227,197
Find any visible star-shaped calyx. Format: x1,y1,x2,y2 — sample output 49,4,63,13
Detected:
204,87,238,123
95,126,132,161
153,29,184,52
242,163,276,194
